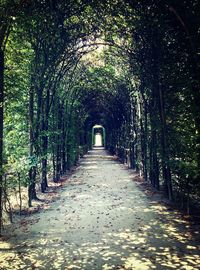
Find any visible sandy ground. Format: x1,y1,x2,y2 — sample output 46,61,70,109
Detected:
0,147,199,270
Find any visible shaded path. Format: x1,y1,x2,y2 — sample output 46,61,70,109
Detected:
0,148,199,269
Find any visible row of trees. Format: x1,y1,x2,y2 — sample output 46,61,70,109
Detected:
0,0,102,234
0,0,199,234
106,0,200,213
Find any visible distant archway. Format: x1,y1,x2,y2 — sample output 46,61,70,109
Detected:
92,125,106,148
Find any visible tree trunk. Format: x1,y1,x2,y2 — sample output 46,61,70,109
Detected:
149,78,160,190
28,167,37,207
41,156,47,192
61,129,67,175
149,78,160,189
52,150,56,181
149,33,161,190
158,85,173,200
18,172,22,214
55,101,62,181
28,85,37,207
140,97,148,181
41,89,50,192
56,146,61,181
149,117,159,190
61,105,67,174
0,48,4,235
129,97,136,169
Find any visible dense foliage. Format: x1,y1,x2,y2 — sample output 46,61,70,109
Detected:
0,0,199,234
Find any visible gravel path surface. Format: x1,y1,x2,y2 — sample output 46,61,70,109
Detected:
0,147,199,270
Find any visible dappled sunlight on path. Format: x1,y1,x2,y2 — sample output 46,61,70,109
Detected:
0,148,199,269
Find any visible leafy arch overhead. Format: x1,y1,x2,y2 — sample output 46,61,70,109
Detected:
0,0,200,233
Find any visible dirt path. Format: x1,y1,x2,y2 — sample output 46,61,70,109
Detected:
0,148,199,270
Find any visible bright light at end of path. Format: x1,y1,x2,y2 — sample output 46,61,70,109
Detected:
94,133,103,147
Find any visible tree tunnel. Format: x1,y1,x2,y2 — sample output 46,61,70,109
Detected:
0,0,200,234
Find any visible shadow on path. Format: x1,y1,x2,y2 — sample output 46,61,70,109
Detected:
0,148,199,269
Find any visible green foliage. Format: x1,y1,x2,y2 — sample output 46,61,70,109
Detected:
1,0,200,213
4,24,32,190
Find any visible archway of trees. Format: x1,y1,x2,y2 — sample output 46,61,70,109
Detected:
0,0,200,234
